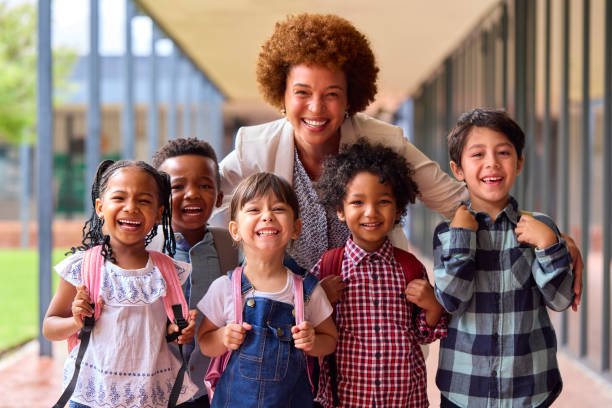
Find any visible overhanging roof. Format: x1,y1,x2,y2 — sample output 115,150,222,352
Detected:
136,0,499,110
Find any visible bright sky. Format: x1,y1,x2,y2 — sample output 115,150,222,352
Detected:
6,0,171,56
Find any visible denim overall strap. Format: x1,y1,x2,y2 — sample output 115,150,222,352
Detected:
211,271,314,408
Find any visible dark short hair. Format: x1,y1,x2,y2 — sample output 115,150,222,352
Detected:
152,137,220,188
315,139,419,218
256,13,378,115
448,108,525,166
229,172,300,221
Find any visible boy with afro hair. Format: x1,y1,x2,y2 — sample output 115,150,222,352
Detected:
313,139,448,408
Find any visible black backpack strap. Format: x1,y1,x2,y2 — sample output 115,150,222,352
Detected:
167,304,189,408
210,227,239,274
52,306,95,408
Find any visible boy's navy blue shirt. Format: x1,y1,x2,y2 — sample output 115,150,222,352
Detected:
433,197,574,408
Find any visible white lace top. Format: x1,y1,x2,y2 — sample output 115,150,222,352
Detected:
54,252,197,408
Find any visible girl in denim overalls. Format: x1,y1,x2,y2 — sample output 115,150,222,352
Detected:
197,172,338,407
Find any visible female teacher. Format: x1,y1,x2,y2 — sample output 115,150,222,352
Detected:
213,13,582,309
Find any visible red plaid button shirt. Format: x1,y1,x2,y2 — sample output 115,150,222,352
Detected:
312,237,448,408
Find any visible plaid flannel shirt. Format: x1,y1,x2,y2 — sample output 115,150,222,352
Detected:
433,197,574,408
313,237,448,408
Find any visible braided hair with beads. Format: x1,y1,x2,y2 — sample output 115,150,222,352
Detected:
69,160,176,262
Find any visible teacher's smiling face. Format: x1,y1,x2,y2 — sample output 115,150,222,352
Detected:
284,64,349,151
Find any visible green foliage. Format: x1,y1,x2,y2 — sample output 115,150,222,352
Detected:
0,248,66,351
0,2,76,145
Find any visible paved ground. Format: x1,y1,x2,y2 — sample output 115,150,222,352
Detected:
0,338,611,408
2,239,611,407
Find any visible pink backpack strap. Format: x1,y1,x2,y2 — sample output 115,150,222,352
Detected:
290,272,314,391
67,245,104,352
148,250,189,321
292,273,304,325
232,267,244,324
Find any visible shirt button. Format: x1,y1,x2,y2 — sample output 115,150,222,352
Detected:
491,370,497,377
375,379,381,386
373,299,379,306
374,326,380,332
375,352,381,359
372,273,378,281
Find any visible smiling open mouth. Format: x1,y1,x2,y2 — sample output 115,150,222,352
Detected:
302,118,327,127
182,206,203,214
118,219,141,227
257,230,279,236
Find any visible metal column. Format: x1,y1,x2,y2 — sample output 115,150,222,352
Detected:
559,0,570,347
148,24,160,159
20,143,31,248
601,0,612,373
37,0,53,357
85,0,100,211
122,0,135,159
580,0,591,359
543,0,553,216
168,45,178,140
183,58,192,139
525,0,537,211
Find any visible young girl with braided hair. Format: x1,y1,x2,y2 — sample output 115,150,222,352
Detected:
43,160,198,408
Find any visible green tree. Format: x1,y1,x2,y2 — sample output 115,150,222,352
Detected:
0,2,76,145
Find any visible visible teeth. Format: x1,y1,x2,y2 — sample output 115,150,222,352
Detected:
119,220,140,225
362,223,379,227
303,119,326,126
183,207,202,212
483,177,502,182
257,230,278,236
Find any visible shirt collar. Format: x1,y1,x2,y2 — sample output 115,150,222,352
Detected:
173,228,214,252
344,235,394,266
465,196,521,225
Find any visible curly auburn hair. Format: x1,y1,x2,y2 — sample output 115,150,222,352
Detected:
315,140,419,219
256,13,379,115
151,137,220,188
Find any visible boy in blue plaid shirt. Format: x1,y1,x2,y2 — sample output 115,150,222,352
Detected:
433,108,574,408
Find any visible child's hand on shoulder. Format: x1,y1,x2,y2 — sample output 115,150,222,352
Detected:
319,276,345,304
167,309,198,344
516,214,558,249
222,322,252,350
450,205,478,231
404,279,437,311
292,321,315,352
72,285,103,329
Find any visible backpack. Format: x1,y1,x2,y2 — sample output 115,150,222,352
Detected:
318,245,425,407
54,245,189,408
204,267,315,403
209,227,240,276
